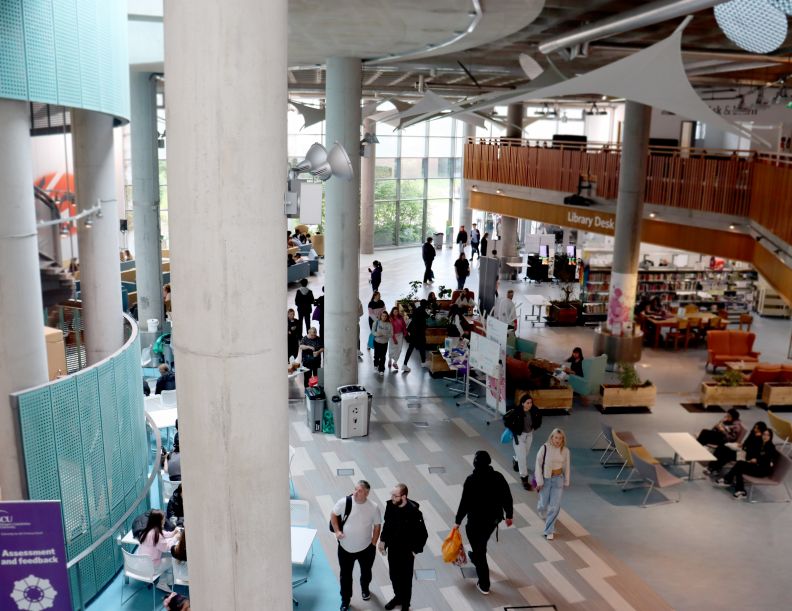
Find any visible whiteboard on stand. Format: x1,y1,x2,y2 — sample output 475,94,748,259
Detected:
486,316,509,349
470,333,500,377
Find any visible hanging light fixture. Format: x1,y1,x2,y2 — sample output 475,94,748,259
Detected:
715,0,787,54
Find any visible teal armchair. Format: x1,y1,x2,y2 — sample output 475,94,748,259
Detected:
507,338,538,360
568,354,607,396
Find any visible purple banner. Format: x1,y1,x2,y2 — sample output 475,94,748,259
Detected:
0,501,71,611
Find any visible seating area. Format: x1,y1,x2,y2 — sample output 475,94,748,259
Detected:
706,330,761,372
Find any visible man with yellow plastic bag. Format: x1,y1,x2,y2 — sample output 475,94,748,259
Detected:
453,450,513,595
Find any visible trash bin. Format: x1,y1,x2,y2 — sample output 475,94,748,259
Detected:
305,385,326,432
433,232,444,249
331,385,371,439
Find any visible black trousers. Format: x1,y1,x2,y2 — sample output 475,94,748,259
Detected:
388,547,415,606
403,338,426,366
709,444,737,471
288,340,299,361
298,310,312,335
465,521,497,591
697,429,726,447
373,341,388,372
423,262,434,282
725,460,769,492
338,543,376,605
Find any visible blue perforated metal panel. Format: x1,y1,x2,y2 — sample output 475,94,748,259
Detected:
18,387,60,500
0,0,129,119
0,0,28,100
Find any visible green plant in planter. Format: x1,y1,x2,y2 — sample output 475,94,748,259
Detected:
617,363,644,389
397,280,424,314
437,285,452,299
551,282,578,308
716,369,746,387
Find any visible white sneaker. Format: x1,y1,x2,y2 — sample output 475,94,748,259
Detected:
545,533,554,541
392,362,399,371
378,370,385,376
403,366,411,373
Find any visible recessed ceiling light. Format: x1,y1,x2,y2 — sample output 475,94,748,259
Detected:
715,0,787,54
649,212,656,218
471,185,478,191
729,224,736,229
496,189,503,194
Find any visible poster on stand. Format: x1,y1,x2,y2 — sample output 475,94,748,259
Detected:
485,347,507,414
485,316,509,349
0,501,71,611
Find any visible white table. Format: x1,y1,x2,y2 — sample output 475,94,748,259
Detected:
149,407,178,430
522,294,550,326
291,526,316,564
658,432,716,480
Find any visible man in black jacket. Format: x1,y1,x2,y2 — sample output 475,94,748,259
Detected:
378,483,428,610
422,237,436,284
402,300,428,373
454,450,513,595
294,278,315,335
155,363,176,395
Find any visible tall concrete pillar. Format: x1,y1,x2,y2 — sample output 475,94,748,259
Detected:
130,71,163,345
606,101,652,330
501,103,523,260
506,103,524,139
0,99,49,500
72,110,124,365
458,121,475,229
324,57,362,393
164,0,291,607
360,117,375,254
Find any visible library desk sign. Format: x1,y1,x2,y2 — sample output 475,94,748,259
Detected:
0,501,70,610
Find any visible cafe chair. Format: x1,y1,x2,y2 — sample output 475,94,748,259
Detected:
290,500,314,589
629,454,683,508
742,454,792,503
738,313,753,332
596,423,641,467
120,549,166,610
768,411,792,455
664,320,688,351
684,304,700,315
568,354,607,397
613,432,658,485
161,475,180,505
160,389,177,407
144,396,163,413
685,317,704,349
172,559,189,589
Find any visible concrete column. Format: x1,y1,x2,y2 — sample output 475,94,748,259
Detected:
324,57,362,394
164,0,290,607
607,101,652,330
72,110,124,365
360,117,375,254
458,121,474,229
506,103,524,139
0,99,49,500
130,71,163,345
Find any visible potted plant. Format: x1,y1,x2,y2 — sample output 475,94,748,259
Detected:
397,280,423,315
601,362,656,411
701,369,757,408
547,282,581,325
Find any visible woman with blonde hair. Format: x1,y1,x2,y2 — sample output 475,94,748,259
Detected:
534,428,570,541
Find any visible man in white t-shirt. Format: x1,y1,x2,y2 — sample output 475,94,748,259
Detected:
494,289,517,328
330,480,382,611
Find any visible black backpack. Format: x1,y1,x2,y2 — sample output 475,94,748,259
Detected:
328,495,352,533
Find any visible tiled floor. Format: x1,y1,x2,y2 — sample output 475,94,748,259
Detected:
287,245,792,611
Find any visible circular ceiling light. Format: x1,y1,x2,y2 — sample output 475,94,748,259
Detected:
715,0,787,54
768,0,792,15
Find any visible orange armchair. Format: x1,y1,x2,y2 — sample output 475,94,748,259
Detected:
748,364,783,390
706,330,760,372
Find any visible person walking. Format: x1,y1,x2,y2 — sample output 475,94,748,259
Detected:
422,236,436,284
299,327,323,386
402,300,428,373
368,291,386,331
504,394,542,490
470,223,481,261
456,225,468,254
369,260,383,292
295,278,315,335
454,450,513,595
378,483,429,610
330,481,382,611
287,309,300,361
454,253,470,291
372,310,393,376
480,232,489,259
535,428,571,541
388,307,406,371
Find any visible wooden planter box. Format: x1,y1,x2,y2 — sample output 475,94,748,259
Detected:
762,382,792,407
529,387,573,413
425,328,448,346
601,384,656,411
701,382,757,408
427,351,452,376
547,305,579,326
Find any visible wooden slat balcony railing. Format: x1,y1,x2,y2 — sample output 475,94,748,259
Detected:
464,138,766,219
750,161,792,246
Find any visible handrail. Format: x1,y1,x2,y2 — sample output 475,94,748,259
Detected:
66,413,161,570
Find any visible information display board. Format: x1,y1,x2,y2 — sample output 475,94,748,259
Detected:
0,501,71,611
485,316,509,349
470,333,500,377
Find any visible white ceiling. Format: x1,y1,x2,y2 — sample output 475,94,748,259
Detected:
129,0,545,70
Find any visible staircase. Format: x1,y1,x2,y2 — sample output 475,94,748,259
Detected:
40,252,75,307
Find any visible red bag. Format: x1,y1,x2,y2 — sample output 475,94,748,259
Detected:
308,375,319,387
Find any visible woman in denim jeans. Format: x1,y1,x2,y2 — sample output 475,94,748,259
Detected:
534,428,571,540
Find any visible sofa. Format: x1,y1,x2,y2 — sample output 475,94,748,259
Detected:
748,364,792,388
706,330,760,372
287,261,310,284
568,354,608,397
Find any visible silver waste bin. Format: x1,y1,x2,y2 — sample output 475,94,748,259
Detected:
305,386,326,432
433,232,444,249
332,385,371,439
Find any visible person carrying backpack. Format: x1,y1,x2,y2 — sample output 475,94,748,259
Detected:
504,393,542,490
